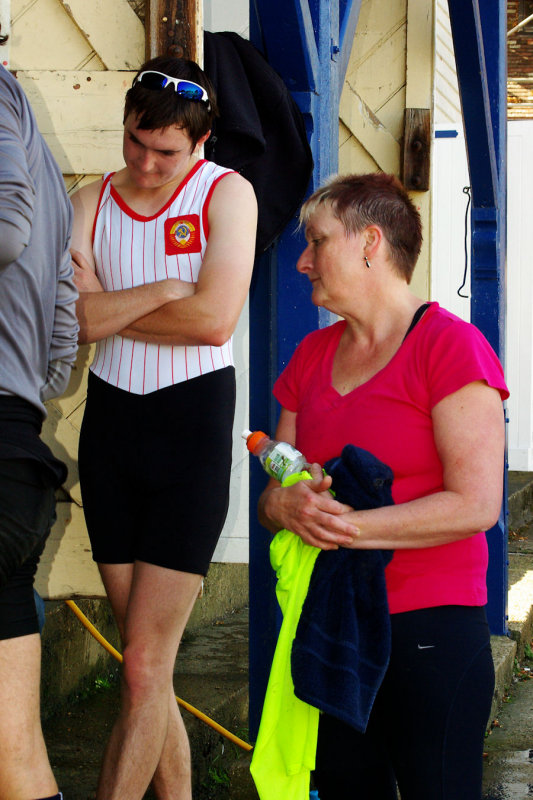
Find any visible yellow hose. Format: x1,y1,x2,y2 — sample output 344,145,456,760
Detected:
64,599,253,752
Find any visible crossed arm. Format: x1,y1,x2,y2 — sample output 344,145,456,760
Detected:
71,172,257,346
258,381,506,551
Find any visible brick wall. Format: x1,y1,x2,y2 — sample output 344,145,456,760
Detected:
508,0,533,118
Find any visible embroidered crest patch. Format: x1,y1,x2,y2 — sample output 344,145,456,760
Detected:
165,215,202,255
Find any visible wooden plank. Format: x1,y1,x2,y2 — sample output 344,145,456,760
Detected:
48,344,93,421
339,83,401,174
402,107,431,190
10,0,105,71
35,503,105,599
59,0,145,70
16,70,128,173
41,402,83,505
406,0,434,108
146,0,202,62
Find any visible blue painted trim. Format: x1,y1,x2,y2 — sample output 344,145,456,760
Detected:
248,0,362,738
339,1,363,77
435,130,458,138
448,0,508,635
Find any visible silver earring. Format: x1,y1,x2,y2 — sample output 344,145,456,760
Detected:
364,255,371,268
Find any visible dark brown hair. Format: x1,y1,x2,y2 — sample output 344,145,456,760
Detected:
124,56,218,146
300,173,423,283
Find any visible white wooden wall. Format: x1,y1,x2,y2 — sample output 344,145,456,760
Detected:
431,0,471,323
507,121,533,470
203,0,248,36
432,3,532,472
203,0,251,562
430,125,471,323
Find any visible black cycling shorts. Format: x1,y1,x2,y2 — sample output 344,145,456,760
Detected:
78,367,236,576
0,459,56,640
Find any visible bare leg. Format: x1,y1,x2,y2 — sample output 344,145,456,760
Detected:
96,561,201,800
0,634,58,800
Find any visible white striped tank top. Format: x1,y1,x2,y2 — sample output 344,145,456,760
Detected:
90,159,234,394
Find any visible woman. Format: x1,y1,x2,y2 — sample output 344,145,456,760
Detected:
258,173,507,800
71,56,257,800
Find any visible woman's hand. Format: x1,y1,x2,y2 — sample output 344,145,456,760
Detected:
260,463,360,550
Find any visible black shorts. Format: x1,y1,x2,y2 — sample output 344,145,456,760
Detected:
78,367,236,576
0,459,56,640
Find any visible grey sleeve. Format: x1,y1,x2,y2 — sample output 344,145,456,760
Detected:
41,358,73,401
0,97,35,270
49,209,79,368
0,218,28,268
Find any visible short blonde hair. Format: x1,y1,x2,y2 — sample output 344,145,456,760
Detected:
300,173,423,283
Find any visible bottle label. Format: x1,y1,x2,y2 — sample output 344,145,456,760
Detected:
265,442,301,481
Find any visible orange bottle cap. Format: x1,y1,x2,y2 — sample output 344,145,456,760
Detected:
245,430,268,454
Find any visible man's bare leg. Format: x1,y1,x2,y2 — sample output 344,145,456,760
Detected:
150,688,192,798
0,633,58,800
96,561,201,800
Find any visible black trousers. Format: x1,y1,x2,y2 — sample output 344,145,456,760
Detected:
314,605,494,800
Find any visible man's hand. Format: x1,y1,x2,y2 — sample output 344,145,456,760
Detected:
71,249,104,293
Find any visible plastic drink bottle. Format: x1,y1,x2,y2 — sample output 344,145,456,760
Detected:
242,429,310,482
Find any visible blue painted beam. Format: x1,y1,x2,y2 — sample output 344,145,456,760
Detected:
248,0,362,738
447,0,508,635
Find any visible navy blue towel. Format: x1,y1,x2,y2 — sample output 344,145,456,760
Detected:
291,444,394,733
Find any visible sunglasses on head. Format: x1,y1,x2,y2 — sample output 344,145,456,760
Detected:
133,71,210,105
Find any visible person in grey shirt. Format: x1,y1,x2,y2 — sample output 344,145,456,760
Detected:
0,31,78,800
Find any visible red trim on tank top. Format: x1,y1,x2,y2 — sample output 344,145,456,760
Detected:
202,172,234,238
92,173,114,246
108,160,206,222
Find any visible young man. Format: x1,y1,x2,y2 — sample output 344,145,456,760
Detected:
0,31,79,800
71,56,257,800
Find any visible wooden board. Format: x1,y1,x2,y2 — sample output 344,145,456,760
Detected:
35,503,105,599
59,0,144,69
16,70,130,172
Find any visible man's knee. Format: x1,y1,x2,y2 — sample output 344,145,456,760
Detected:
121,643,174,701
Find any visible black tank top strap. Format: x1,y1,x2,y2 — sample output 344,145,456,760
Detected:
403,302,431,342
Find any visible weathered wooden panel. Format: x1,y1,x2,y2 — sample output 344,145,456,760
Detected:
402,107,431,191
59,0,144,69
49,344,93,422
340,0,407,170
339,121,381,173
10,0,105,71
35,503,105,599
347,22,407,141
339,86,401,174
16,70,129,173
41,402,82,505
146,0,201,62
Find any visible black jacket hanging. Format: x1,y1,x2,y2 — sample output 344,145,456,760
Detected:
204,31,314,255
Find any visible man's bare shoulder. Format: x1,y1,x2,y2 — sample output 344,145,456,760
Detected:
210,170,257,211
70,177,104,212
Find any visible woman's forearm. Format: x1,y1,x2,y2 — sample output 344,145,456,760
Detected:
341,487,502,550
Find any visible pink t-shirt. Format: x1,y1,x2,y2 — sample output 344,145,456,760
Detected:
273,302,509,614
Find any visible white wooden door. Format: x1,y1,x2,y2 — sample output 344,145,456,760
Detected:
507,120,533,470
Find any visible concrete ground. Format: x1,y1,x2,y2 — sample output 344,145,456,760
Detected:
482,653,533,800
481,475,533,800
43,606,252,800
41,474,533,799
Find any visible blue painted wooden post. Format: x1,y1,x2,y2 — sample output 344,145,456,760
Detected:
447,0,508,634
248,0,362,737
